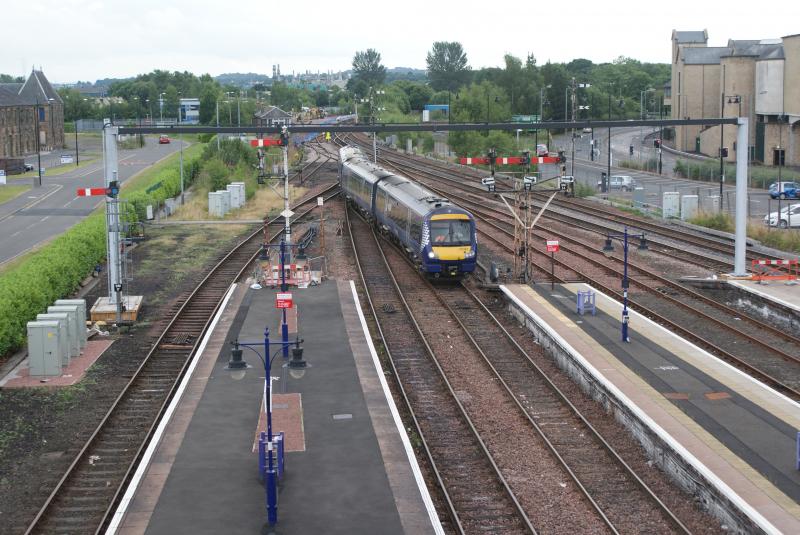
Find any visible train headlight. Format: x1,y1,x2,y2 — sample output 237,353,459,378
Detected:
464,249,476,259
428,251,437,259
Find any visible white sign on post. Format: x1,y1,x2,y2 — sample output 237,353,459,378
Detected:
317,196,324,207
0,170,6,185
60,154,74,164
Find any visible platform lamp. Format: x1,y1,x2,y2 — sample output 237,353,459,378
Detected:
228,329,306,528
601,227,648,343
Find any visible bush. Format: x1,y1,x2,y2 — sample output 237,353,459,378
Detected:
689,212,734,232
0,215,106,356
674,158,800,188
0,142,210,357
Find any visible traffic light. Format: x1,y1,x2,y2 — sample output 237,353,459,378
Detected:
720,147,729,158
520,150,530,166
653,139,661,149
106,180,119,197
557,150,566,163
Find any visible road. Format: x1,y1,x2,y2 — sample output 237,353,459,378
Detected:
0,137,186,265
550,126,775,218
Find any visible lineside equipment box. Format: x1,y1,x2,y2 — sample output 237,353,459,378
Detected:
27,321,63,377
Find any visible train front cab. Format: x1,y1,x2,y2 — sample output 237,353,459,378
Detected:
422,213,476,278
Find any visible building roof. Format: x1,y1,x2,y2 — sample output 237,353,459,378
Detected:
673,30,707,44
0,70,62,107
683,47,731,65
254,106,291,119
723,40,784,59
757,45,785,60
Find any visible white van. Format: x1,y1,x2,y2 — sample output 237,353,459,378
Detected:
597,175,636,192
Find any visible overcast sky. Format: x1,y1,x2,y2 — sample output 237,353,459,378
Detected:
4,0,799,84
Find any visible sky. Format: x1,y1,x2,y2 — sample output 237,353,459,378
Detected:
3,0,799,84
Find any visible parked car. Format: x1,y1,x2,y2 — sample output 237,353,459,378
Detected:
582,127,593,133
769,181,799,199
536,144,548,157
597,175,636,192
763,203,800,228
158,135,171,144
24,163,34,172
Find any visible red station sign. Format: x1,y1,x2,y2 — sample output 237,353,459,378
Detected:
76,187,110,197
459,156,559,165
250,138,282,147
546,240,560,253
276,292,293,309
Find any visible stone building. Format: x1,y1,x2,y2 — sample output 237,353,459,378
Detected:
253,106,292,128
670,30,800,167
0,70,64,159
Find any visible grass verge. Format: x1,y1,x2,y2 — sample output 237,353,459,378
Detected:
0,185,31,204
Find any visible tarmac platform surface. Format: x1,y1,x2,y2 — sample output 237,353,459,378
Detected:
729,279,800,313
110,279,439,534
502,282,800,534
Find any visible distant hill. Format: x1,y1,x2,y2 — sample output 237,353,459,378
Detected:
215,72,271,87
386,67,426,82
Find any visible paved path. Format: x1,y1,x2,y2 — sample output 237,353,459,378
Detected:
0,138,186,265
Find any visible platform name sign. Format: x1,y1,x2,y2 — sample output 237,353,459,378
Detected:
546,240,560,253
276,292,293,309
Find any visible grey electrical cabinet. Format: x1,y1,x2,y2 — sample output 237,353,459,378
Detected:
47,305,80,357
27,321,63,377
54,299,87,348
36,313,71,366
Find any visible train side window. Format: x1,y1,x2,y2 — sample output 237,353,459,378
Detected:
377,189,386,213
410,215,422,243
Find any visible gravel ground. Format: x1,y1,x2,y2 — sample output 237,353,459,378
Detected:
0,224,255,534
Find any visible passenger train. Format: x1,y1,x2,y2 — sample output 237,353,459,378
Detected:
339,146,477,278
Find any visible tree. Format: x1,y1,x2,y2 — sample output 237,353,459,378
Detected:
426,41,470,92
393,81,433,111
0,74,24,83
199,83,219,124
57,88,93,122
350,49,386,89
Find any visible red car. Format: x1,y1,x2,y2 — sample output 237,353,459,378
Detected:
159,135,170,144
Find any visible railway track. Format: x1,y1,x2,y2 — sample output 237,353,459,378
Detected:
363,138,790,271
348,205,696,533
347,207,535,534
24,183,340,535
346,142,800,400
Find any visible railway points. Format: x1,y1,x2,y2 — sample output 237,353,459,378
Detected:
7,124,800,534
502,282,800,534
107,279,440,535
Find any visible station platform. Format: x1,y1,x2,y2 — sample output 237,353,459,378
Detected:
501,282,800,535
728,279,800,314
107,279,440,535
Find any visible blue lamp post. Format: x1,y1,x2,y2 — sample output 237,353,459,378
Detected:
228,328,305,527
602,226,648,342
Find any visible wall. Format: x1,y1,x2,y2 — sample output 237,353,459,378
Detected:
783,34,800,118
756,59,784,115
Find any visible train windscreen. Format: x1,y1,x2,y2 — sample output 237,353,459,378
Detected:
430,220,471,246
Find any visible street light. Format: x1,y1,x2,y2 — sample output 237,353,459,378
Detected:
159,92,165,124
601,227,648,342
33,97,54,188
177,92,184,204
75,98,88,166
228,331,305,527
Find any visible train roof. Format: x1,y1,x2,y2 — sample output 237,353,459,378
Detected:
378,174,453,216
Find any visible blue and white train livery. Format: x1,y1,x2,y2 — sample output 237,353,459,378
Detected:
339,146,477,278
